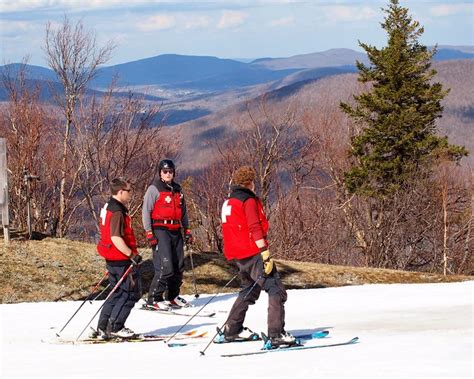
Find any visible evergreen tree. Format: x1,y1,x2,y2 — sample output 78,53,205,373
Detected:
340,0,468,197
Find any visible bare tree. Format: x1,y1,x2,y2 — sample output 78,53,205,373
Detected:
185,164,230,253
74,89,175,236
0,60,59,235
44,16,115,236
464,173,474,273
185,95,301,253
243,96,299,209
269,106,327,261
432,162,473,275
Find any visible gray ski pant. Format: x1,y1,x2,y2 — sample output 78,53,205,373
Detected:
225,253,288,338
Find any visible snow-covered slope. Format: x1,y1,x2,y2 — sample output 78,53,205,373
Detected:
1,282,472,378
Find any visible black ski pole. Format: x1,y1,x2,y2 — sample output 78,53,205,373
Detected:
242,275,263,300
165,274,238,344
76,264,133,341
90,283,111,302
56,270,109,337
200,321,228,356
186,245,199,298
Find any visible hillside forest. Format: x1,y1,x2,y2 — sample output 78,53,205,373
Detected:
1,1,472,276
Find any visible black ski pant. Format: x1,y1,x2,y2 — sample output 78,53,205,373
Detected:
225,253,288,338
147,228,184,303
98,263,141,333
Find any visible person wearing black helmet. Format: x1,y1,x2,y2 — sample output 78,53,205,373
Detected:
142,159,193,310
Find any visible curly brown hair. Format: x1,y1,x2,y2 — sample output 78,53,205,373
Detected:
232,166,256,186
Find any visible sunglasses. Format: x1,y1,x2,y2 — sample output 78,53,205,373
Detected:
162,169,174,174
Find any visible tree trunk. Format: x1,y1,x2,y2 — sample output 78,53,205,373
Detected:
58,116,71,238
442,183,448,276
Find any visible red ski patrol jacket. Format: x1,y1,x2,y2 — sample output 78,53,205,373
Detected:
97,197,137,261
150,179,184,231
221,186,269,260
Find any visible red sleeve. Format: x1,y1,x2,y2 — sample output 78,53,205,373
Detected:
243,198,265,242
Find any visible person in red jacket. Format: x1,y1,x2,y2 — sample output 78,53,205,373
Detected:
219,166,296,347
142,159,192,310
94,177,142,339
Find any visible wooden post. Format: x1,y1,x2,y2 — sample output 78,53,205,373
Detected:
24,169,33,239
0,138,10,243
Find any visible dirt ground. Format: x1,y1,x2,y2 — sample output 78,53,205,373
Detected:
1,238,471,303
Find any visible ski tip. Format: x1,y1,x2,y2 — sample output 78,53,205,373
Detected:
306,330,329,339
168,343,186,348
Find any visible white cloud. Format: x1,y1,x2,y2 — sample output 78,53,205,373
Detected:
0,20,33,32
429,4,473,17
0,0,305,13
268,16,295,27
256,0,303,3
184,15,210,30
1,0,47,12
0,0,146,12
137,14,176,32
0,20,39,38
217,10,247,29
321,5,377,23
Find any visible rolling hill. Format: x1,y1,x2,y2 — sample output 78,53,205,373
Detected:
1,49,472,162
173,59,474,171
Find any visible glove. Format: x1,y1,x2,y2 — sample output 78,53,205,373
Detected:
146,230,157,247
260,248,274,276
130,254,142,266
184,229,193,245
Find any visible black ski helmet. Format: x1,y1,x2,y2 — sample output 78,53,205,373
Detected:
158,159,175,172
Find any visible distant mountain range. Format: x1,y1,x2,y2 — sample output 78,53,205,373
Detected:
0,77,166,103
93,54,300,90
1,46,472,95
251,48,369,69
1,45,473,128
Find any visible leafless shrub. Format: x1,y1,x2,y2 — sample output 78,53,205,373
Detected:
0,60,60,235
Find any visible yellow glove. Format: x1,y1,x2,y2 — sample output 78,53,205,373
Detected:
260,249,274,275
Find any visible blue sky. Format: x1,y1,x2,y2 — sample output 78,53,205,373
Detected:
1,0,473,66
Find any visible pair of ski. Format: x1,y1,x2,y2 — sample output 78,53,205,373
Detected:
217,330,359,357
140,303,217,318
55,328,207,344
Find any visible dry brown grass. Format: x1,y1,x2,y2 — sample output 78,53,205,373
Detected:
0,238,471,304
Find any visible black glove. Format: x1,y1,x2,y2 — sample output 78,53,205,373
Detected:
184,229,193,245
130,254,142,266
